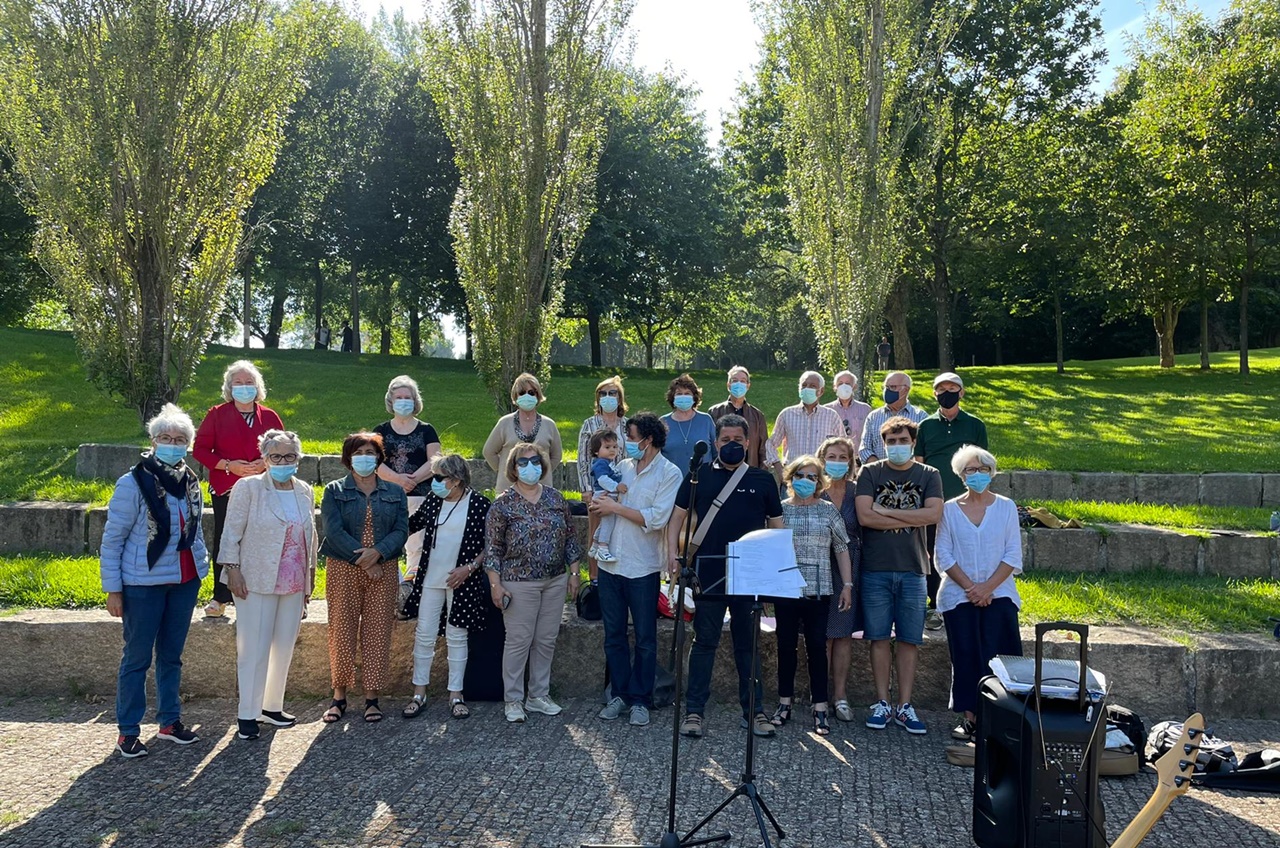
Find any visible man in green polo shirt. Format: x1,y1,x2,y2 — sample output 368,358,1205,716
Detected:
915,371,988,629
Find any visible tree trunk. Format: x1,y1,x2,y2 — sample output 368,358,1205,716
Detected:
587,304,602,367
1199,298,1210,370
137,233,174,424
644,332,655,369
932,256,952,370
349,264,361,355
242,274,251,350
886,276,915,370
409,308,421,357
464,305,473,361
379,275,393,355
1053,288,1064,375
264,282,285,348
1153,301,1178,368
312,260,325,339
995,336,1004,366
1239,227,1253,376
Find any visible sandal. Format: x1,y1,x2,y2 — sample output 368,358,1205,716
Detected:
363,699,383,723
401,694,426,719
322,698,347,723
813,709,831,737
770,702,793,727
833,699,855,722
450,699,470,720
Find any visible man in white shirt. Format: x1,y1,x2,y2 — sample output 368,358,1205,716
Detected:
588,412,682,727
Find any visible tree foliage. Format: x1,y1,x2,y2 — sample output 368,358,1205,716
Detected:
0,0,314,422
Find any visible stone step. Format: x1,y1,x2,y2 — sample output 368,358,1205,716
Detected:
0,605,1274,720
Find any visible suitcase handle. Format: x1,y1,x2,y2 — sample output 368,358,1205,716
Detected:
1034,621,1090,711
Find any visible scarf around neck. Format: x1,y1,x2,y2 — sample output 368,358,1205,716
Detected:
132,452,203,569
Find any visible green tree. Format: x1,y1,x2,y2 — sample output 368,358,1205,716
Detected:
0,0,313,421
428,0,630,410
0,153,46,325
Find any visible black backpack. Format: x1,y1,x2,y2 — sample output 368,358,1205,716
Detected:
1147,720,1238,773
1107,704,1148,766
576,580,602,621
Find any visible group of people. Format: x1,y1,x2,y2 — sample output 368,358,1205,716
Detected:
99,359,1023,759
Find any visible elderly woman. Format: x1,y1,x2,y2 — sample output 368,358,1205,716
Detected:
193,360,284,618
399,454,492,720
660,374,716,475
217,430,315,741
484,442,584,723
773,456,853,737
818,435,863,723
935,444,1023,742
483,372,564,494
373,375,442,589
576,375,628,574
319,432,409,724
101,404,208,758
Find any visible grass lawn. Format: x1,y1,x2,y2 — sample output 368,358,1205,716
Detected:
4,555,1276,637
3,327,1280,506
1022,500,1275,534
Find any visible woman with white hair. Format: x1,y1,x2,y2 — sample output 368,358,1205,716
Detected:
101,404,208,758
217,430,316,741
373,375,441,590
193,360,284,618
934,444,1023,742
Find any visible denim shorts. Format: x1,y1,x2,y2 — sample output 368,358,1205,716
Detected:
860,571,927,645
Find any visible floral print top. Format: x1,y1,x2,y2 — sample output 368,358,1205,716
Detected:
483,486,585,582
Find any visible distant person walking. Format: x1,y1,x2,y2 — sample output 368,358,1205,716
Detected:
315,321,332,350
877,336,892,371
340,320,353,353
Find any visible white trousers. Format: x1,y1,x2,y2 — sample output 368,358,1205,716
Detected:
403,496,427,579
412,587,468,691
235,591,304,720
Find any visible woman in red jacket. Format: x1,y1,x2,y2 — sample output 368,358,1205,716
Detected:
193,360,285,617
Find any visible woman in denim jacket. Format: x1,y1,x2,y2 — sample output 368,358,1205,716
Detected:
319,432,409,724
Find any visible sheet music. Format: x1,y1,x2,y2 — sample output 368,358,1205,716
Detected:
726,529,805,597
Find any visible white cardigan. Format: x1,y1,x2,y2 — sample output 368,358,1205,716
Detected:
217,473,317,595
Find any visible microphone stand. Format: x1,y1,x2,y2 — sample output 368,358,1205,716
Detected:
583,448,729,848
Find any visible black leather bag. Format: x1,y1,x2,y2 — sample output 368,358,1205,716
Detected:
576,580,602,621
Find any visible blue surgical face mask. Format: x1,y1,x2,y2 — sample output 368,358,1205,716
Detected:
392,398,416,417
599,395,619,414
966,472,992,493
351,455,378,476
269,464,297,482
673,395,695,411
517,461,542,484
886,444,914,465
799,387,819,405
728,381,748,399
231,384,257,404
824,460,850,480
791,477,817,499
515,393,539,411
431,478,451,499
625,440,643,460
154,444,187,466
883,387,901,405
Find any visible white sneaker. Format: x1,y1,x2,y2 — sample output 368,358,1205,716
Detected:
598,696,626,721
595,546,618,563
203,600,226,618
504,701,526,723
525,696,563,716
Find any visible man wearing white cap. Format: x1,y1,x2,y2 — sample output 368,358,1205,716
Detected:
915,371,988,629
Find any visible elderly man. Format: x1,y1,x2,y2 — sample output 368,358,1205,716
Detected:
915,371,989,629
766,370,843,487
826,370,872,448
858,371,927,464
707,365,769,468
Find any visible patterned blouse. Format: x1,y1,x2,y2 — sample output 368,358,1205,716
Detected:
780,499,850,597
483,486,585,582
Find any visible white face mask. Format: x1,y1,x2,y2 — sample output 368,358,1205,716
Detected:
836,384,854,400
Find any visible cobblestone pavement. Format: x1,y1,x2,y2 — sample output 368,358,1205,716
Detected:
0,696,1277,847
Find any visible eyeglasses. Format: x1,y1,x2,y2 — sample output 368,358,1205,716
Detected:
268,453,299,464
155,435,188,446
794,472,820,481
598,389,620,397
515,456,542,468
962,466,992,475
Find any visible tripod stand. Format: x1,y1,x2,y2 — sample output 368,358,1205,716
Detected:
677,597,785,848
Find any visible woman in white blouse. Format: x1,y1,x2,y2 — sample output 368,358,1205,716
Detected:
218,430,316,742
934,445,1023,743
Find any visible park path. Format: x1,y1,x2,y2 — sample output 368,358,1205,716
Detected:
0,697,1277,847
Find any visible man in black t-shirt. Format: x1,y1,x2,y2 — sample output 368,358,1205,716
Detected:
667,414,783,739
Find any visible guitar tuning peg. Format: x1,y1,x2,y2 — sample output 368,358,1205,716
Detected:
1174,776,1187,787
1187,727,1203,738
1183,743,1196,754
1179,759,1193,771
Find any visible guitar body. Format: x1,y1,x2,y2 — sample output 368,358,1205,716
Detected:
1111,713,1205,848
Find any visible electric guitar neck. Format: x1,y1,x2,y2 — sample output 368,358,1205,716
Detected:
1111,713,1204,848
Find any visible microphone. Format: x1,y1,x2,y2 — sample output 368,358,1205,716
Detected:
688,440,709,475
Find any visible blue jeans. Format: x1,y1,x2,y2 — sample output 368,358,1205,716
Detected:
598,570,660,708
685,596,764,718
116,579,200,736
860,571,927,645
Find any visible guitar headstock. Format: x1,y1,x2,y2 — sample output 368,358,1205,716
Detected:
1154,712,1205,795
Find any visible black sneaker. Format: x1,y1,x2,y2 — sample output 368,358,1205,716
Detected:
117,735,148,758
237,719,260,740
259,710,296,728
156,720,199,745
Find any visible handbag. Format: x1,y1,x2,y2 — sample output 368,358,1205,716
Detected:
681,464,748,561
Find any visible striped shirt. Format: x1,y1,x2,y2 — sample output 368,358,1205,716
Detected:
765,403,844,467
858,402,928,463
